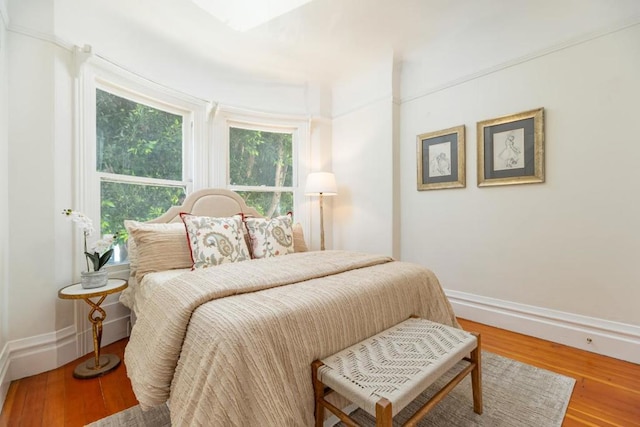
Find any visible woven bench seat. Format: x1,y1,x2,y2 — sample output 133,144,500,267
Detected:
311,317,482,427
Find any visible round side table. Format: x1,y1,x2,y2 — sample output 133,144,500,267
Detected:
58,278,128,379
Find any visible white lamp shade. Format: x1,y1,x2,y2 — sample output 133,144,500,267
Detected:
305,172,337,195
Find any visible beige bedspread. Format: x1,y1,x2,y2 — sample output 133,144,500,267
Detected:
124,250,458,426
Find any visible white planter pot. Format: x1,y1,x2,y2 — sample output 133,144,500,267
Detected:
80,270,109,289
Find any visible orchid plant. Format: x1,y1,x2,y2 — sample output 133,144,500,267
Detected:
62,209,117,272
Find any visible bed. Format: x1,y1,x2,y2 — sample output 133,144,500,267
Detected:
121,188,459,426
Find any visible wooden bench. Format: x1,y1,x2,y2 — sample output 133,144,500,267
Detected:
311,317,482,427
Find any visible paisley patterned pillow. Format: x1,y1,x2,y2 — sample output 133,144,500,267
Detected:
180,213,250,269
244,215,294,259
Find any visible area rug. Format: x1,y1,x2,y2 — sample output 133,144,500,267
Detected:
87,352,575,427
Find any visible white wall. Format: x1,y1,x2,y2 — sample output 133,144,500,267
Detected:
400,22,640,356
5,0,81,379
331,56,399,257
8,27,57,340
0,0,11,406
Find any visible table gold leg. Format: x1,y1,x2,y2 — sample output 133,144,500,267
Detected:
92,316,103,368
72,295,121,379
87,295,107,369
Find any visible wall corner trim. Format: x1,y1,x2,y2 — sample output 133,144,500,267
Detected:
331,93,394,120
446,289,640,365
0,0,8,28
0,341,9,413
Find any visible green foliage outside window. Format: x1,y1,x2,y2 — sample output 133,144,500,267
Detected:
96,89,185,260
100,181,185,241
96,89,182,180
229,127,293,218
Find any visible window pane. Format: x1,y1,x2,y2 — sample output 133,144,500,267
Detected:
229,127,292,187
96,89,183,180
235,191,293,218
101,181,186,263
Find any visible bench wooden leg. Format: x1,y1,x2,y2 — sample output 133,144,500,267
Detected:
471,333,483,415
313,360,362,427
311,360,326,427
375,398,393,427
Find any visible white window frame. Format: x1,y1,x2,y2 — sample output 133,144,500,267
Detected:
213,106,311,232
76,56,209,272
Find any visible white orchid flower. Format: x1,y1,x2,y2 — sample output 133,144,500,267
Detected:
62,209,117,271
62,209,95,236
89,235,115,254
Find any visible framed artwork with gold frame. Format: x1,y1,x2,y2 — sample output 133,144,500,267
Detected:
416,125,465,191
477,108,544,187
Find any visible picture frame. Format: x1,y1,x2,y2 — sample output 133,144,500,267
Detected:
416,125,465,191
477,108,544,187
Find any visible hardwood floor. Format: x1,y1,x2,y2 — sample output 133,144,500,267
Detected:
1,318,638,426
458,319,640,427
0,339,138,427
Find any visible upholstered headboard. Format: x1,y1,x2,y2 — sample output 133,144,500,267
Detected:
148,188,262,224
121,187,308,321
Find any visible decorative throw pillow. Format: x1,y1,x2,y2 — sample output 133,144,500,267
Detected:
292,223,308,252
180,213,250,269
124,220,140,274
244,215,294,259
124,220,192,283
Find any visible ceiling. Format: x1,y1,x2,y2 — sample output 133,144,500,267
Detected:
191,0,316,32
86,0,639,86
89,0,463,84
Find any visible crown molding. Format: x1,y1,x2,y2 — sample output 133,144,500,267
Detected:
400,16,640,105
7,22,74,51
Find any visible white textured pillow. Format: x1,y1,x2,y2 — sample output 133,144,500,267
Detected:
181,214,250,269
244,215,294,259
124,220,192,283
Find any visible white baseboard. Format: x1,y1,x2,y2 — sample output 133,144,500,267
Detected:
6,325,76,381
0,326,76,411
446,289,640,365
0,306,130,411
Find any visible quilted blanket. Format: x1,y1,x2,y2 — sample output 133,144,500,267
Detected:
124,250,458,426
